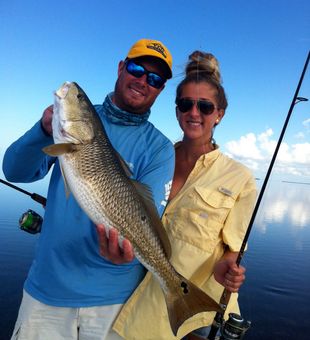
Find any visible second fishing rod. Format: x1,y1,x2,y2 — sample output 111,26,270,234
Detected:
208,51,310,340
0,178,46,234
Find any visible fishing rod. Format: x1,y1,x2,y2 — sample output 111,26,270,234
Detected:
208,50,310,340
0,178,47,234
0,178,47,205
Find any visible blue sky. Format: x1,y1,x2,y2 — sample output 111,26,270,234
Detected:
1,0,309,185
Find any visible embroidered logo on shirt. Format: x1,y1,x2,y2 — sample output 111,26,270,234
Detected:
161,180,172,207
218,186,233,196
199,212,209,219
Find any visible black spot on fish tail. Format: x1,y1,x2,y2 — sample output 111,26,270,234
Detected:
181,281,189,294
165,278,222,336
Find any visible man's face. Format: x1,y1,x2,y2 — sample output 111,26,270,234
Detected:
112,57,166,114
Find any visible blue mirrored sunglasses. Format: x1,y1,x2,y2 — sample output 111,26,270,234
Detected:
125,60,166,89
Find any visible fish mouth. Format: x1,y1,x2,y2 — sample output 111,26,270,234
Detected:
55,81,72,99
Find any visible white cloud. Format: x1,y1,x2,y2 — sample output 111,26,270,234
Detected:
257,129,277,156
294,132,305,139
225,133,263,160
276,143,310,164
293,118,310,140
224,128,310,178
302,118,310,129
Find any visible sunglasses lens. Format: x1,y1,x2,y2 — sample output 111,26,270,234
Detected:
126,61,165,89
147,73,165,89
126,61,145,78
198,101,215,115
177,99,215,115
177,99,194,112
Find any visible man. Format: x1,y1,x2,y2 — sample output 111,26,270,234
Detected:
3,39,174,340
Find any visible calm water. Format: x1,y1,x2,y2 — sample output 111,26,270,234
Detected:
0,180,309,340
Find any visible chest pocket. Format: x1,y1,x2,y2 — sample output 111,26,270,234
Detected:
194,186,236,224
166,187,236,253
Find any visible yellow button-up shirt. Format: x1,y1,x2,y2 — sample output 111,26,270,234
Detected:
113,148,257,339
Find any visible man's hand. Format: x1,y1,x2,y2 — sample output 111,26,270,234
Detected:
96,224,135,264
41,105,54,136
213,252,245,293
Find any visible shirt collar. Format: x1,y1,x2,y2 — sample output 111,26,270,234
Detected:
201,146,220,167
174,141,220,167
102,92,151,126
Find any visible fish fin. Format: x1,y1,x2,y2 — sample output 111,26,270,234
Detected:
115,152,132,177
131,180,155,204
42,143,79,156
165,277,223,336
132,180,172,259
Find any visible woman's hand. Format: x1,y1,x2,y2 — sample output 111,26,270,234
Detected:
213,251,245,292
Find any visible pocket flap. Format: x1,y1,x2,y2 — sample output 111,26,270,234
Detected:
194,186,236,208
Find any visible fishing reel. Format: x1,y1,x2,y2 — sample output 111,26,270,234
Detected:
19,209,43,234
219,313,251,340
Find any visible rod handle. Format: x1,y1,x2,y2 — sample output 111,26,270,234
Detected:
30,193,47,206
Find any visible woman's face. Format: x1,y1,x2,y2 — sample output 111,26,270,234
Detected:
176,82,224,143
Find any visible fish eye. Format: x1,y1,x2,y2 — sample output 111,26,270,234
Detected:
77,93,83,99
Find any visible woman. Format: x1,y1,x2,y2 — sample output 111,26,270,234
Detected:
98,51,257,339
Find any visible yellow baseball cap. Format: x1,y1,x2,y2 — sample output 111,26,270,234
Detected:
126,39,173,79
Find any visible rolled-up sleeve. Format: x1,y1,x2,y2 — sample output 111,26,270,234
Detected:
3,120,55,183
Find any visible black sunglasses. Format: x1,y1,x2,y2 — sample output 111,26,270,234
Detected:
125,60,166,89
176,98,217,115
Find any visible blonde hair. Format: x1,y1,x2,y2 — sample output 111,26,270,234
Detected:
176,51,228,110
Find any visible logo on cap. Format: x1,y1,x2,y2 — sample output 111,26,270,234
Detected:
147,43,167,59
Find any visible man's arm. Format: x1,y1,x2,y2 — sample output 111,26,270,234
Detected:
3,106,55,183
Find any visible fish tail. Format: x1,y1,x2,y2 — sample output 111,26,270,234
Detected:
165,277,223,336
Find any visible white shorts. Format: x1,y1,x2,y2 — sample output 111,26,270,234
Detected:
11,290,124,340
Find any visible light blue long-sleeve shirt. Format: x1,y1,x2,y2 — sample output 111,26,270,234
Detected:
3,93,175,307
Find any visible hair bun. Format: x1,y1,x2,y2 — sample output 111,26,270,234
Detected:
185,51,222,83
